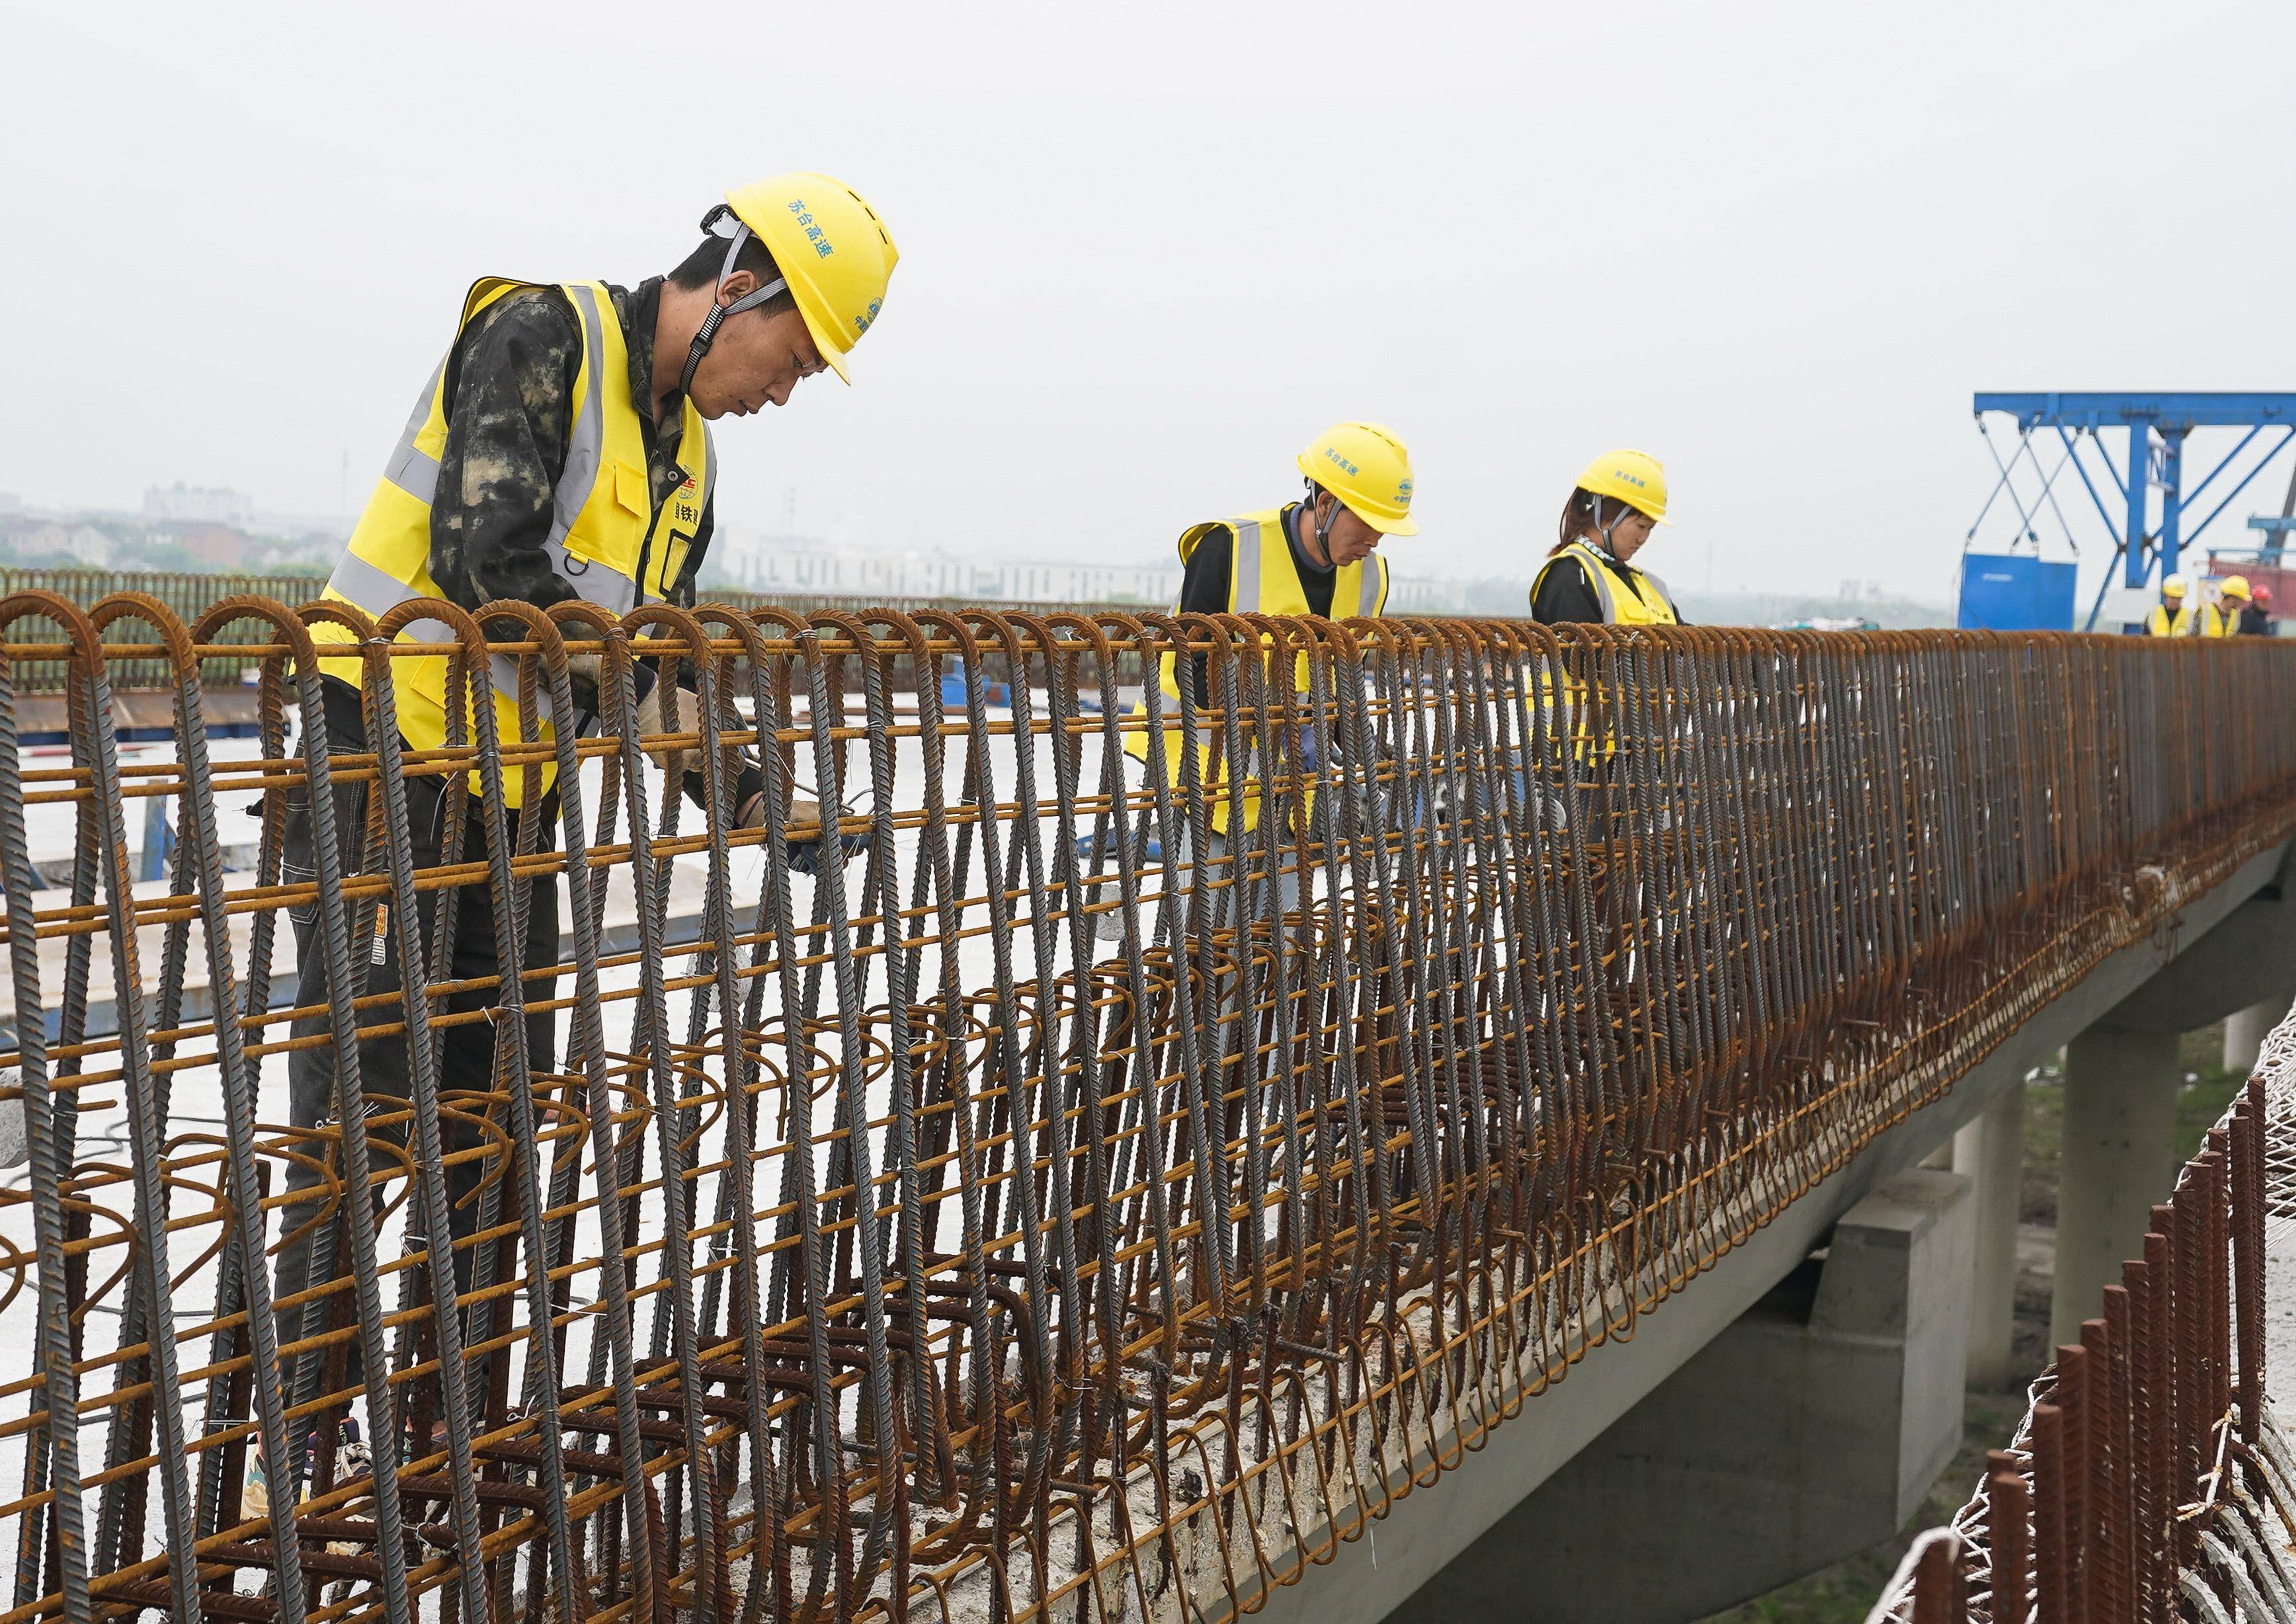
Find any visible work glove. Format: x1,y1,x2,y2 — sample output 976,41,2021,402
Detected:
558,649,612,715
757,795,872,875
630,680,706,780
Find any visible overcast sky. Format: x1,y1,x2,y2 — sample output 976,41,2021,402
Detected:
7,0,2293,603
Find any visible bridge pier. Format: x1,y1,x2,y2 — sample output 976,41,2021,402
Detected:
1953,1084,2025,1389
2052,1026,2181,1349
2226,998,2279,1074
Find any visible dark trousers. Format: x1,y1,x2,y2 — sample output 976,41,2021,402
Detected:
271,690,560,1428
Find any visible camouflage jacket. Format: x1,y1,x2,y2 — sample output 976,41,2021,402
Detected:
425,278,762,811
429,276,715,622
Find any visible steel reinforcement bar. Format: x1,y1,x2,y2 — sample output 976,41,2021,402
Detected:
1,598,2293,1624
0,573,1118,694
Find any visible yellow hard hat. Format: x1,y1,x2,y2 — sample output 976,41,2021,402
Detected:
1575,448,1671,525
722,173,899,384
1297,422,1417,536
2162,575,2189,598
2221,575,2252,600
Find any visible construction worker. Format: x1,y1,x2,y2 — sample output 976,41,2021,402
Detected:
2213,576,2261,636
2243,583,2278,635
1124,422,1413,928
2145,575,2197,636
261,175,896,1508
1531,450,1684,625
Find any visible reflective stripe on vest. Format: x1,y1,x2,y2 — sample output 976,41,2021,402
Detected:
313,277,713,805
538,285,636,618
1535,540,1678,626
384,358,447,506
1222,509,1387,618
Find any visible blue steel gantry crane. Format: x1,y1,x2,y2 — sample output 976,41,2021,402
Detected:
1965,392,2296,631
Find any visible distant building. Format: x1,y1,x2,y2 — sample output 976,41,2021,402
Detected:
243,533,336,571
715,538,1182,604
145,483,256,526
175,524,247,569
0,518,67,558
1387,577,1475,614
0,518,111,566
700,534,1516,611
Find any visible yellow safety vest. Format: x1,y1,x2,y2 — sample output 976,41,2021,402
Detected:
2139,606,2213,638
1526,540,1678,768
310,278,713,804
1124,505,1388,834
1529,540,1680,626
2199,603,2231,637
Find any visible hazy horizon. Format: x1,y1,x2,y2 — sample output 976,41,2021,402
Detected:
8,1,2293,610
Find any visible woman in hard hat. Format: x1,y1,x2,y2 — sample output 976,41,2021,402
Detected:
2146,576,2196,635
1531,450,1684,626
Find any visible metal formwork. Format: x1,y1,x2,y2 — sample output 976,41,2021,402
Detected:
1,598,2293,1624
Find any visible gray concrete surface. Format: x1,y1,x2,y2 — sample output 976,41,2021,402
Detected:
2227,998,2279,1075
1391,1172,1973,1624
2101,852,2296,1034
2053,1026,2182,1349
1955,1084,2026,1389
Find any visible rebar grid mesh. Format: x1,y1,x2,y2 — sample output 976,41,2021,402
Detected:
3,593,2294,1624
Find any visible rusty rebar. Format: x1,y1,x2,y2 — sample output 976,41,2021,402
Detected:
1,602,2293,1624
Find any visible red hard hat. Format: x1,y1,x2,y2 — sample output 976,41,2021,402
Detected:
2258,584,2276,604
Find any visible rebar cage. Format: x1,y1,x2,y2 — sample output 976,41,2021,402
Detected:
3,594,2293,1624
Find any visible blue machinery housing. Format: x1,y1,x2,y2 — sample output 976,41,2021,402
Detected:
1956,553,2076,633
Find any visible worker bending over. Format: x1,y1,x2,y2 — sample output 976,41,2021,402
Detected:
2146,575,2197,636
2214,576,2262,636
1126,422,1414,928
263,174,897,1508
1532,450,1684,626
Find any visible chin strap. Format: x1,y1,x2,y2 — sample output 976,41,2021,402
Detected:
678,204,790,400
1578,491,1627,557
1303,478,1340,567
